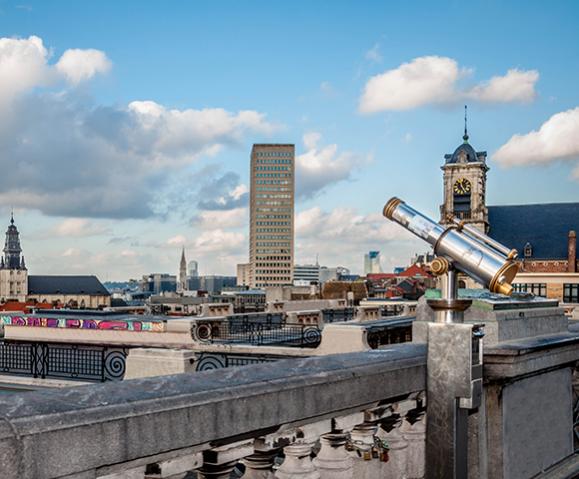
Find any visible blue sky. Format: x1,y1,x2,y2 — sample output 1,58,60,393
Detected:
1,0,578,280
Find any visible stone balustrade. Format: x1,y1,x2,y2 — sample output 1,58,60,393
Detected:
0,344,426,479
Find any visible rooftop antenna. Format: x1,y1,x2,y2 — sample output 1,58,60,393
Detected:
315,253,319,266
463,105,469,143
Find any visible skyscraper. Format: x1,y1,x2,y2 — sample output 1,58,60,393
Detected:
250,144,295,288
188,260,199,278
364,251,383,275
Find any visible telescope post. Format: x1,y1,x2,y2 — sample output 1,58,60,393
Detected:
425,264,483,479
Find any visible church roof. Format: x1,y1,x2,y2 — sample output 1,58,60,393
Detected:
28,275,110,296
444,142,486,164
488,203,579,259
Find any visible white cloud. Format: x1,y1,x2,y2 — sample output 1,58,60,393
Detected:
365,43,383,63
53,218,110,237
193,229,245,255
494,107,579,175
194,207,248,230
0,36,111,109
359,56,539,113
56,48,111,85
0,35,276,219
296,207,412,243
295,206,420,274
296,132,370,198
167,234,186,245
62,247,82,257
468,69,538,104
0,36,50,107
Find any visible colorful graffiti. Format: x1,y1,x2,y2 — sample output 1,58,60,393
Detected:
0,315,165,332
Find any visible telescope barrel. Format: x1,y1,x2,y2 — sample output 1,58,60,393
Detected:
383,197,518,295
451,218,516,259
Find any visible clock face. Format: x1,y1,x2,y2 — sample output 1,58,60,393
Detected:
453,178,471,195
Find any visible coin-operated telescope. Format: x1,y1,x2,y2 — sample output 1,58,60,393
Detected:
383,197,519,479
383,196,518,305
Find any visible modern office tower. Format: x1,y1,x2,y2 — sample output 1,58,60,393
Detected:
250,144,295,288
188,260,199,278
293,264,320,286
236,263,251,286
364,251,383,275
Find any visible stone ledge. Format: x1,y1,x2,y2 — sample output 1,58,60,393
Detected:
0,344,426,479
484,332,579,379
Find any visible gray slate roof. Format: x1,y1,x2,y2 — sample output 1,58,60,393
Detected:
28,275,110,296
488,203,579,259
444,143,486,164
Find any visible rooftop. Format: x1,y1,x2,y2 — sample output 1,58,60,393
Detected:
488,202,579,259
28,275,110,296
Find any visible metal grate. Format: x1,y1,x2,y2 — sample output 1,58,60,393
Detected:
199,319,321,348
0,341,128,382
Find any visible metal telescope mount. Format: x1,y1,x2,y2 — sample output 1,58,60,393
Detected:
383,197,519,479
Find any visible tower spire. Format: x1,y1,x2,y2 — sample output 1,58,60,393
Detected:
10,208,14,225
463,105,469,143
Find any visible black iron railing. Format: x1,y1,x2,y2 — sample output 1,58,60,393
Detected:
0,341,128,382
195,352,283,372
321,308,355,323
366,319,413,349
193,319,321,348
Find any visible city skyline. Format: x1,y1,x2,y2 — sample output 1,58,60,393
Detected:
1,1,579,280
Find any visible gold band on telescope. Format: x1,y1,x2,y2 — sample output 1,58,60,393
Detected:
489,261,519,296
430,257,450,276
383,197,403,219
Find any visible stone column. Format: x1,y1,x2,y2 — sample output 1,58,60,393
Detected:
275,441,320,479
378,420,409,479
401,414,426,479
313,431,353,479
349,422,380,479
242,441,280,479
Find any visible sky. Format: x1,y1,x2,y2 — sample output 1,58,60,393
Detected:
0,0,578,280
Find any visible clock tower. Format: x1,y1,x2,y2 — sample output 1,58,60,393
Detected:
440,107,489,232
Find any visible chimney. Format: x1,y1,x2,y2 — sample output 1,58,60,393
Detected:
568,230,577,273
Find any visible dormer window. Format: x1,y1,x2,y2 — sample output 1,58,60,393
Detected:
524,242,533,258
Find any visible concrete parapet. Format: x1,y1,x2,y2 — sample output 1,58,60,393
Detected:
355,305,381,322
125,348,197,379
475,333,579,478
286,310,323,325
0,346,426,479
316,323,371,355
200,303,234,317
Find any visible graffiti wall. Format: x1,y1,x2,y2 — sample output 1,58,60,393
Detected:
0,315,165,332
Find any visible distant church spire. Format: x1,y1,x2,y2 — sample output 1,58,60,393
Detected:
463,105,469,143
3,213,24,270
178,246,187,293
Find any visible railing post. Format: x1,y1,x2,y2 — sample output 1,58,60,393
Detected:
313,430,352,479
377,419,408,479
349,422,380,479
275,441,320,479
401,413,426,479
242,439,279,479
